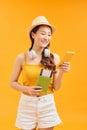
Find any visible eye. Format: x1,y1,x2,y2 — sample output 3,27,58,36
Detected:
48,34,51,37
41,33,45,35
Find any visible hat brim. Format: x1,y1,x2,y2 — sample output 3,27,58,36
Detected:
28,23,56,36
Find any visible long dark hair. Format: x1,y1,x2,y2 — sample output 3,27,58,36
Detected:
29,25,56,71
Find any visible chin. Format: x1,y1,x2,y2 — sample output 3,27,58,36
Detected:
41,43,49,48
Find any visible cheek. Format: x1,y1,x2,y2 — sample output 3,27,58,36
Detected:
49,36,52,40
34,36,40,42
36,34,42,40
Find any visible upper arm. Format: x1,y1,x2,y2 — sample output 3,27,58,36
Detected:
10,53,24,82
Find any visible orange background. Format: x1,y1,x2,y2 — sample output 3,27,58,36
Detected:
0,0,87,130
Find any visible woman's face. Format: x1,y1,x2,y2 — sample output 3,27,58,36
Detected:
32,25,52,48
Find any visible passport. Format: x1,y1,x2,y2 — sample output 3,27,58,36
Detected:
36,69,53,92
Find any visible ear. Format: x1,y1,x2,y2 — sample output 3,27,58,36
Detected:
31,32,35,39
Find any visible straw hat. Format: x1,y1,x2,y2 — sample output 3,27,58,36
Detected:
28,16,55,35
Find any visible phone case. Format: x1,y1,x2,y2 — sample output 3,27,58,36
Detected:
57,51,75,67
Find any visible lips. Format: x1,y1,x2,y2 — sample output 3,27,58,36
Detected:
41,40,49,45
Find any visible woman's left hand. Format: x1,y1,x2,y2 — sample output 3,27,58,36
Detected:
59,62,71,73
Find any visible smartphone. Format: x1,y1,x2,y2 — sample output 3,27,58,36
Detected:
57,51,75,67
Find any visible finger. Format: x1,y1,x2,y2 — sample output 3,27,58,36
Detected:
64,67,70,71
63,62,70,64
31,92,41,96
61,65,70,69
31,89,42,95
60,66,70,72
63,67,70,71
62,63,70,67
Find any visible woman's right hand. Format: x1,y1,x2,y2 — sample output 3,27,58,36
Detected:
24,86,42,96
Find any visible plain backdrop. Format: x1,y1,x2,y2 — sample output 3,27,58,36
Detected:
0,0,87,130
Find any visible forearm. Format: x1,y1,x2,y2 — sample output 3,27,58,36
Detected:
53,69,64,90
10,81,28,93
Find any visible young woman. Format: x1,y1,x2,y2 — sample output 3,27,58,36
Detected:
10,16,70,130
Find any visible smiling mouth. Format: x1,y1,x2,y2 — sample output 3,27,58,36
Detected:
41,41,49,45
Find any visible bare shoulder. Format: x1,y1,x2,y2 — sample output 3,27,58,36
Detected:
16,53,25,60
53,53,60,65
14,53,25,66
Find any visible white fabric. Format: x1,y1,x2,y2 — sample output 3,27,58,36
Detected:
15,94,62,129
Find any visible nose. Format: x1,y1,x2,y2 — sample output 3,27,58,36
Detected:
44,35,49,40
